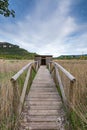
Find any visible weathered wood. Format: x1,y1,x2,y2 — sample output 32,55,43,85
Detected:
48,62,51,70
69,81,75,106
28,94,59,98
10,61,38,119
36,61,39,71
11,61,38,81
27,122,59,130
32,65,36,73
19,66,66,130
11,63,31,81
28,97,61,100
18,66,31,115
11,81,20,115
30,89,57,92
55,66,67,105
29,109,60,116
50,65,55,73
49,61,76,110
28,116,58,122
26,97,61,101
29,105,61,110
28,101,62,106
51,61,76,82
29,92,59,95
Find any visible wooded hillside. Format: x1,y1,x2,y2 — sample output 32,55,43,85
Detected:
0,42,36,59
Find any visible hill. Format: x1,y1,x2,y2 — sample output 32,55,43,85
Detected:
0,42,36,59
56,54,87,60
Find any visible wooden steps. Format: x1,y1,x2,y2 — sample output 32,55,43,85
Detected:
19,66,65,130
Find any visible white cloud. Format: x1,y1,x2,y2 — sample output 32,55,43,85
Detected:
0,0,87,57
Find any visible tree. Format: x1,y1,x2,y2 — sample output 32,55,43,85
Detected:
0,0,15,17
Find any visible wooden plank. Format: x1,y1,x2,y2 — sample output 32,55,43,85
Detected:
27,101,62,106
30,85,55,88
29,92,58,95
32,82,55,86
30,87,56,90
28,93,59,98
27,97,61,101
30,89,57,92
28,110,59,116
28,94,59,98
19,66,65,130
29,105,61,110
28,122,58,129
28,116,58,122
28,122,58,126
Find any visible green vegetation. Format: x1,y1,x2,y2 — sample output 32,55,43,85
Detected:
0,67,37,130
13,67,36,130
0,46,36,59
26,68,36,94
17,68,36,94
69,110,87,130
0,0,15,17
0,60,36,130
55,54,87,60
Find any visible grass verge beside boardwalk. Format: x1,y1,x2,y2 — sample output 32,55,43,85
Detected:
0,60,34,130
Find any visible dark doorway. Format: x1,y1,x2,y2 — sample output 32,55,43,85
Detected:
41,58,46,65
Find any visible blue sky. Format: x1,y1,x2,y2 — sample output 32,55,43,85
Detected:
0,0,87,56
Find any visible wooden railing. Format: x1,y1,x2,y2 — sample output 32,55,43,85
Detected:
11,61,39,117
48,61,87,128
48,61,76,108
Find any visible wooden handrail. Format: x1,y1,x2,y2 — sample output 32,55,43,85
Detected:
55,66,67,105
11,61,38,81
49,61,76,108
18,65,32,114
11,61,39,116
50,61,76,82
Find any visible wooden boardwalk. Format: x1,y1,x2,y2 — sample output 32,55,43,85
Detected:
19,66,66,130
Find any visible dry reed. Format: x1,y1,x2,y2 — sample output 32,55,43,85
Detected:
0,59,32,129
54,60,87,129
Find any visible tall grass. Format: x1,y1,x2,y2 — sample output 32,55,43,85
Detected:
0,60,32,130
54,60,87,130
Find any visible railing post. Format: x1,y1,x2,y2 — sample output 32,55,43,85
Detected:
37,60,40,68
69,81,76,107
48,62,51,71
35,61,39,71
18,66,31,115
11,80,19,116
55,65,67,106
53,67,57,84
10,61,38,129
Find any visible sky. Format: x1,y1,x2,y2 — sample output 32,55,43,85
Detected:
0,0,87,57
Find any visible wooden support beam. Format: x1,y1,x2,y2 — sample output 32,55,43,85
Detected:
69,80,76,106
11,61,38,116
11,80,20,115
55,66,67,106
50,65,55,74
18,66,31,115
32,66,36,73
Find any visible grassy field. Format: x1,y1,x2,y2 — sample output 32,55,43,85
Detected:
0,59,87,130
54,60,87,130
0,59,33,130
